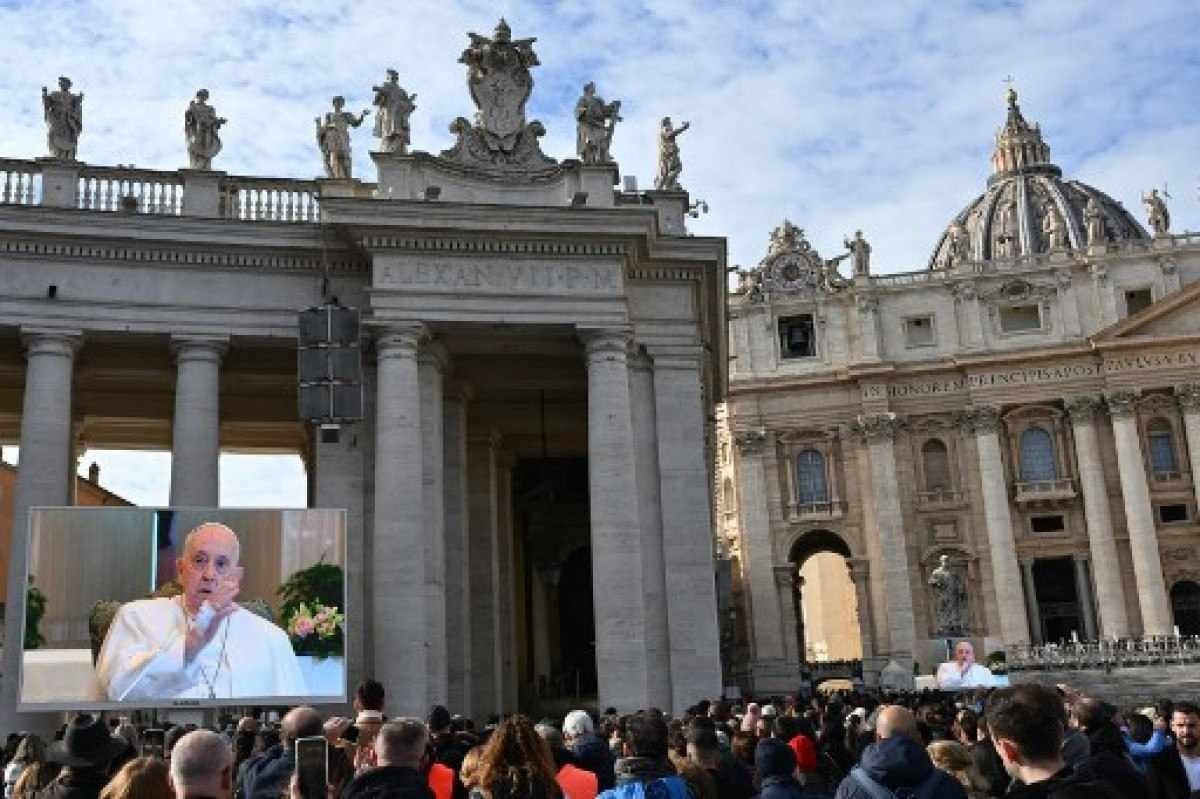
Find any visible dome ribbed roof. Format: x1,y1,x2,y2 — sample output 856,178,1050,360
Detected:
927,89,1148,270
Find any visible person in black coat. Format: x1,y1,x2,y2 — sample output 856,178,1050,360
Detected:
1071,699,1149,798
757,738,831,799
241,707,324,799
343,719,436,799
1146,702,1200,799
833,706,965,799
33,715,127,799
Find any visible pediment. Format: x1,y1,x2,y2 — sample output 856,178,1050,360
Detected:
1092,281,1200,343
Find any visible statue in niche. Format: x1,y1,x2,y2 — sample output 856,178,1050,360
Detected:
574,82,621,164
995,197,1019,258
42,76,83,160
654,116,691,191
929,554,968,635
1085,196,1107,245
184,89,226,170
1143,188,1171,235
844,230,871,276
1042,202,1068,250
372,69,417,154
315,96,370,179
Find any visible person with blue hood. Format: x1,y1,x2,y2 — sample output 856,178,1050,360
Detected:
755,737,832,799
833,705,965,799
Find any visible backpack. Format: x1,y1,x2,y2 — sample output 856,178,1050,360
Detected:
848,765,944,799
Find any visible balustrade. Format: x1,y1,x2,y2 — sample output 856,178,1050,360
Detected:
220,177,320,222
1008,635,1200,670
0,159,41,205
77,166,183,215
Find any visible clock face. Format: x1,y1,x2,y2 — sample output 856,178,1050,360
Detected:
773,252,819,292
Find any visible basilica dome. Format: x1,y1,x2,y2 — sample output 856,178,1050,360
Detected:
927,89,1148,270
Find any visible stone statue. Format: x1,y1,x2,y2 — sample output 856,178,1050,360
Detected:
184,89,226,170
1085,196,1107,245
372,69,417,154
1042,202,1067,250
1143,188,1171,235
844,230,871,276
929,554,968,635
315,96,370,179
574,82,621,164
42,76,83,160
995,197,1019,258
946,222,970,267
441,19,554,172
654,116,691,191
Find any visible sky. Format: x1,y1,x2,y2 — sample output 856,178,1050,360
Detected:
0,0,1198,504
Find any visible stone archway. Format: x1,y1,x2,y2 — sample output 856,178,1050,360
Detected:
787,530,867,665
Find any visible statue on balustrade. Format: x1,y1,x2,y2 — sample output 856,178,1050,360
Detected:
1143,188,1171,235
574,82,621,164
1085,196,1107,246
929,554,968,635
315,96,370,180
372,69,417,154
654,116,691,191
946,221,970,267
42,76,83,160
184,89,226,170
844,230,871,276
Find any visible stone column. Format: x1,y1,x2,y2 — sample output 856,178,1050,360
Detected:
1065,396,1130,638
2,330,80,725
847,559,876,659
169,336,228,506
628,352,672,711
443,383,471,715
581,329,649,711
1175,384,1200,514
964,407,1030,645
1020,560,1043,644
1073,555,1098,640
774,565,800,663
495,452,518,711
649,347,722,712
735,430,786,662
1107,390,1173,635
372,325,426,716
853,413,916,658
419,343,448,706
467,432,501,720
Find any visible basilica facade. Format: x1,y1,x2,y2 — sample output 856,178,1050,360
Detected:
719,90,1200,691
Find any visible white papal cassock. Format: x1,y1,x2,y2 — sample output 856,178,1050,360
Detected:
94,596,307,701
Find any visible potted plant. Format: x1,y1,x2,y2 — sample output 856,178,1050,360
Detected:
278,562,344,658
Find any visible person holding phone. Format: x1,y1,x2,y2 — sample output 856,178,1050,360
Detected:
94,522,307,701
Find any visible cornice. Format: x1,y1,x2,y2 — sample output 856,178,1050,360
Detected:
358,233,629,259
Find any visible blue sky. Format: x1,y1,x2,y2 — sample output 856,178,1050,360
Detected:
1,0,1197,504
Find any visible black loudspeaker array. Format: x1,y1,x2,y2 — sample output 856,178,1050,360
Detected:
297,304,363,424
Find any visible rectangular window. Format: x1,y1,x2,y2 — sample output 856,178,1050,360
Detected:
1158,504,1189,524
779,315,816,359
999,304,1043,333
1124,288,1153,317
904,316,935,348
1030,515,1066,534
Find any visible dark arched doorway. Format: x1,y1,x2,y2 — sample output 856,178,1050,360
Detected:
1172,580,1200,636
558,545,596,695
787,530,863,664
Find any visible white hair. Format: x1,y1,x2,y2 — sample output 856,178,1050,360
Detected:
562,710,593,738
182,522,241,565
170,730,231,791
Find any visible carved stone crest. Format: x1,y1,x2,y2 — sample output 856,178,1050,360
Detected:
441,19,556,174
752,220,848,298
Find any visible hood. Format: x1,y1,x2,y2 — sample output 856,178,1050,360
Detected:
755,738,796,779
859,737,934,789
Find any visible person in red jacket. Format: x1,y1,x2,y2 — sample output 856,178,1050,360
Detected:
537,723,598,799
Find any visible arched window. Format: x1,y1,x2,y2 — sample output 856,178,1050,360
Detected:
1019,426,1057,482
796,450,828,504
921,439,951,492
1147,418,1179,475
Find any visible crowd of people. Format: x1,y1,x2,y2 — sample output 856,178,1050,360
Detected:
1,678,1198,799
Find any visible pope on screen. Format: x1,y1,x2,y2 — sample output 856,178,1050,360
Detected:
94,522,307,701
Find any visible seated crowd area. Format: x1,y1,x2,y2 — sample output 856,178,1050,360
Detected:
1,679,1198,799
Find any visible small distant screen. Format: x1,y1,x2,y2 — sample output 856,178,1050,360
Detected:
18,507,348,711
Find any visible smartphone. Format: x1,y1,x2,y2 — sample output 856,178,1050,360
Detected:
142,728,165,759
295,736,328,799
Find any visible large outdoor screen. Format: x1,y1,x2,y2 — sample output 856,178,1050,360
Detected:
18,507,347,711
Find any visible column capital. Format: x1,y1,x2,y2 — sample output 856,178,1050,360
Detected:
772,564,797,588
1105,389,1139,419
850,412,904,443
1065,395,1103,424
957,405,1001,435
375,324,428,360
170,335,229,364
733,428,769,455
579,327,632,360
628,348,654,373
20,328,82,359
418,338,450,373
1175,384,1200,412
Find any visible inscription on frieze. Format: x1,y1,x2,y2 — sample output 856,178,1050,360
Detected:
375,258,622,295
862,349,1200,400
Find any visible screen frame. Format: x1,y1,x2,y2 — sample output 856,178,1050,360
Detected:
17,505,350,712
